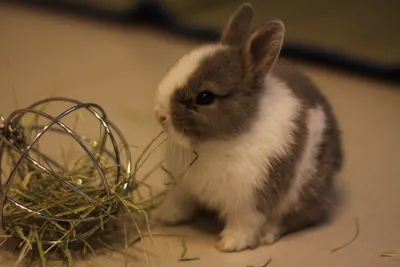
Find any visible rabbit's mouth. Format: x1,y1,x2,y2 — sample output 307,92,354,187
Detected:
167,127,192,148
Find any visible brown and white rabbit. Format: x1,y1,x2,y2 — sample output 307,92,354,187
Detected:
153,3,343,252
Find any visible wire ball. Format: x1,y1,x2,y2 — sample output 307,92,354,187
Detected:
0,97,133,245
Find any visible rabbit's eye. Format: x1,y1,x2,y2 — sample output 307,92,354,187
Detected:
195,91,216,106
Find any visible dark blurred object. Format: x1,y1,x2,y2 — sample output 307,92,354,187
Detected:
7,0,400,83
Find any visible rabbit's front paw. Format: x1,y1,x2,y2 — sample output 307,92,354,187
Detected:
216,229,258,252
260,225,281,245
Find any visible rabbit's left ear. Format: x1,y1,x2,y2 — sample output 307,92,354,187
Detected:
220,3,254,46
244,20,285,83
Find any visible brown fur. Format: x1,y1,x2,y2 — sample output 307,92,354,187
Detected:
165,3,343,244
246,21,285,85
221,3,254,47
255,108,308,214
170,47,263,142
169,4,286,144
258,60,344,236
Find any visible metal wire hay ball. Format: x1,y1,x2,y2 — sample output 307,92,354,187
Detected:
0,97,135,246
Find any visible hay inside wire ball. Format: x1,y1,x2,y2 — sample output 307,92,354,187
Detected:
0,97,165,262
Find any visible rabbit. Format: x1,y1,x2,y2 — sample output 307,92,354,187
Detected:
153,3,343,252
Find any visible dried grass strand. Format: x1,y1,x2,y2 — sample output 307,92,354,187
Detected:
331,218,359,253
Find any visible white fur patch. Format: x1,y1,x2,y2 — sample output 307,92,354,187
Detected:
280,105,326,213
154,44,226,122
164,76,302,217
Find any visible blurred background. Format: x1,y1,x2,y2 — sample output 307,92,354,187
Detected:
2,0,400,82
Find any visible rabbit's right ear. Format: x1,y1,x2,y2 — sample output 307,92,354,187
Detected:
220,3,254,47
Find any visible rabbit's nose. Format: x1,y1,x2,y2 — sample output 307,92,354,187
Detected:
156,111,168,126
158,114,167,124
155,105,169,128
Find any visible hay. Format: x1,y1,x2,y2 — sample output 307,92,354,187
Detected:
0,97,178,267
331,218,359,253
381,252,400,258
0,132,168,267
178,239,200,262
247,258,272,267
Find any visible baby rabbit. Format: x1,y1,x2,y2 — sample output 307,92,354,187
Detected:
153,3,343,252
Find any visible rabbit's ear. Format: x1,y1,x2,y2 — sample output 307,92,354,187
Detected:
244,20,285,83
220,3,254,46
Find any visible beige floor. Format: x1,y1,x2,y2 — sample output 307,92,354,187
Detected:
0,3,400,267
